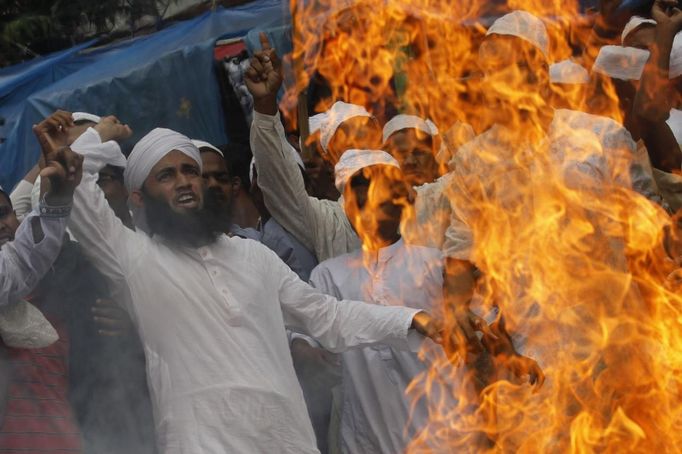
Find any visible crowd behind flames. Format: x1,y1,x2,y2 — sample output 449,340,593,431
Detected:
0,0,681,452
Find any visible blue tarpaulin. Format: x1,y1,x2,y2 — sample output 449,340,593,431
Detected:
0,0,289,191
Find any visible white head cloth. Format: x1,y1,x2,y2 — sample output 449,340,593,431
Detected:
309,112,329,135
72,112,102,124
334,149,400,193
319,101,372,154
125,128,200,194
192,139,223,157
621,16,657,44
671,32,682,79
382,114,439,144
668,108,682,146
549,59,590,84
592,45,650,80
486,10,549,59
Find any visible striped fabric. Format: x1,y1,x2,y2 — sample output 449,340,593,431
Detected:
0,320,82,453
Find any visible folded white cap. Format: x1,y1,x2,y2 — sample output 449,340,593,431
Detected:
592,45,651,80
671,32,681,79
486,10,549,59
319,101,373,154
549,59,590,84
192,139,223,157
309,112,329,135
621,16,657,44
382,114,439,144
667,108,682,147
72,112,102,124
334,149,400,193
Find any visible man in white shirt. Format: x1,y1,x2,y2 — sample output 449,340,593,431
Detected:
309,149,448,454
35,110,442,454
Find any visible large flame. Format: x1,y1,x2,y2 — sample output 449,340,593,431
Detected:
289,0,682,452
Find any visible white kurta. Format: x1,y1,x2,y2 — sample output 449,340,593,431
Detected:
67,160,421,453
250,111,452,260
310,239,445,454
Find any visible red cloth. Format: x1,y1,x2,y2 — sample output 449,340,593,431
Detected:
0,320,82,453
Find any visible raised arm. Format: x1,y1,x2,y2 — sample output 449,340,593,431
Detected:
246,33,358,261
34,112,140,291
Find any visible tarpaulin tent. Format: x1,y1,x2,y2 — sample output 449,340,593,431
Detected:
0,0,289,190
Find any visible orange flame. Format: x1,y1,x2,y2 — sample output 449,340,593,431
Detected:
289,0,682,452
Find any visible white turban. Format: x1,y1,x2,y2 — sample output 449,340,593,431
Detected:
671,32,681,79
72,112,101,124
621,16,657,44
309,112,328,135
668,108,682,147
549,59,590,84
592,45,650,81
334,149,400,193
192,139,223,157
124,128,201,194
382,114,439,144
319,101,373,154
486,10,549,59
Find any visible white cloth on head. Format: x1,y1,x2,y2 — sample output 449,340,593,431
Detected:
670,32,681,79
592,45,650,81
333,149,400,193
621,16,657,44
191,139,223,157
124,128,201,194
309,112,329,135
668,108,682,147
382,114,439,144
549,59,590,84
486,10,549,58
319,101,372,154
72,112,101,124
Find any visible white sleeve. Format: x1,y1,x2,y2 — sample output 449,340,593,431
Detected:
67,135,144,292
0,209,68,307
275,253,419,353
9,180,35,220
250,111,359,261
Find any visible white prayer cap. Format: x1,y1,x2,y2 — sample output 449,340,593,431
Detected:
549,59,590,84
621,16,657,44
334,149,400,193
72,112,101,124
309,112,328,135
670,32,681,79
486,11,550,59
192,139,223,157
382,114,439,144
668,108,682,147
319,101,373,154
124,128,201,194
592,45,650,81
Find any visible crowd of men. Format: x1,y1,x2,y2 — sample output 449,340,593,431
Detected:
0,0,680,452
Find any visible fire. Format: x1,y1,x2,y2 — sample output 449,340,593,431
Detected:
289,0,682,452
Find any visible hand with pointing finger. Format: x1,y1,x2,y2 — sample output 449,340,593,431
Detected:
32,111,84,206
245,32,283,115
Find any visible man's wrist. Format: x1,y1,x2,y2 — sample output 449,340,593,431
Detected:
40,193,73,217
253,96,279,116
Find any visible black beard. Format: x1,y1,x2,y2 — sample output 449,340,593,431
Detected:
142,189,230,248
